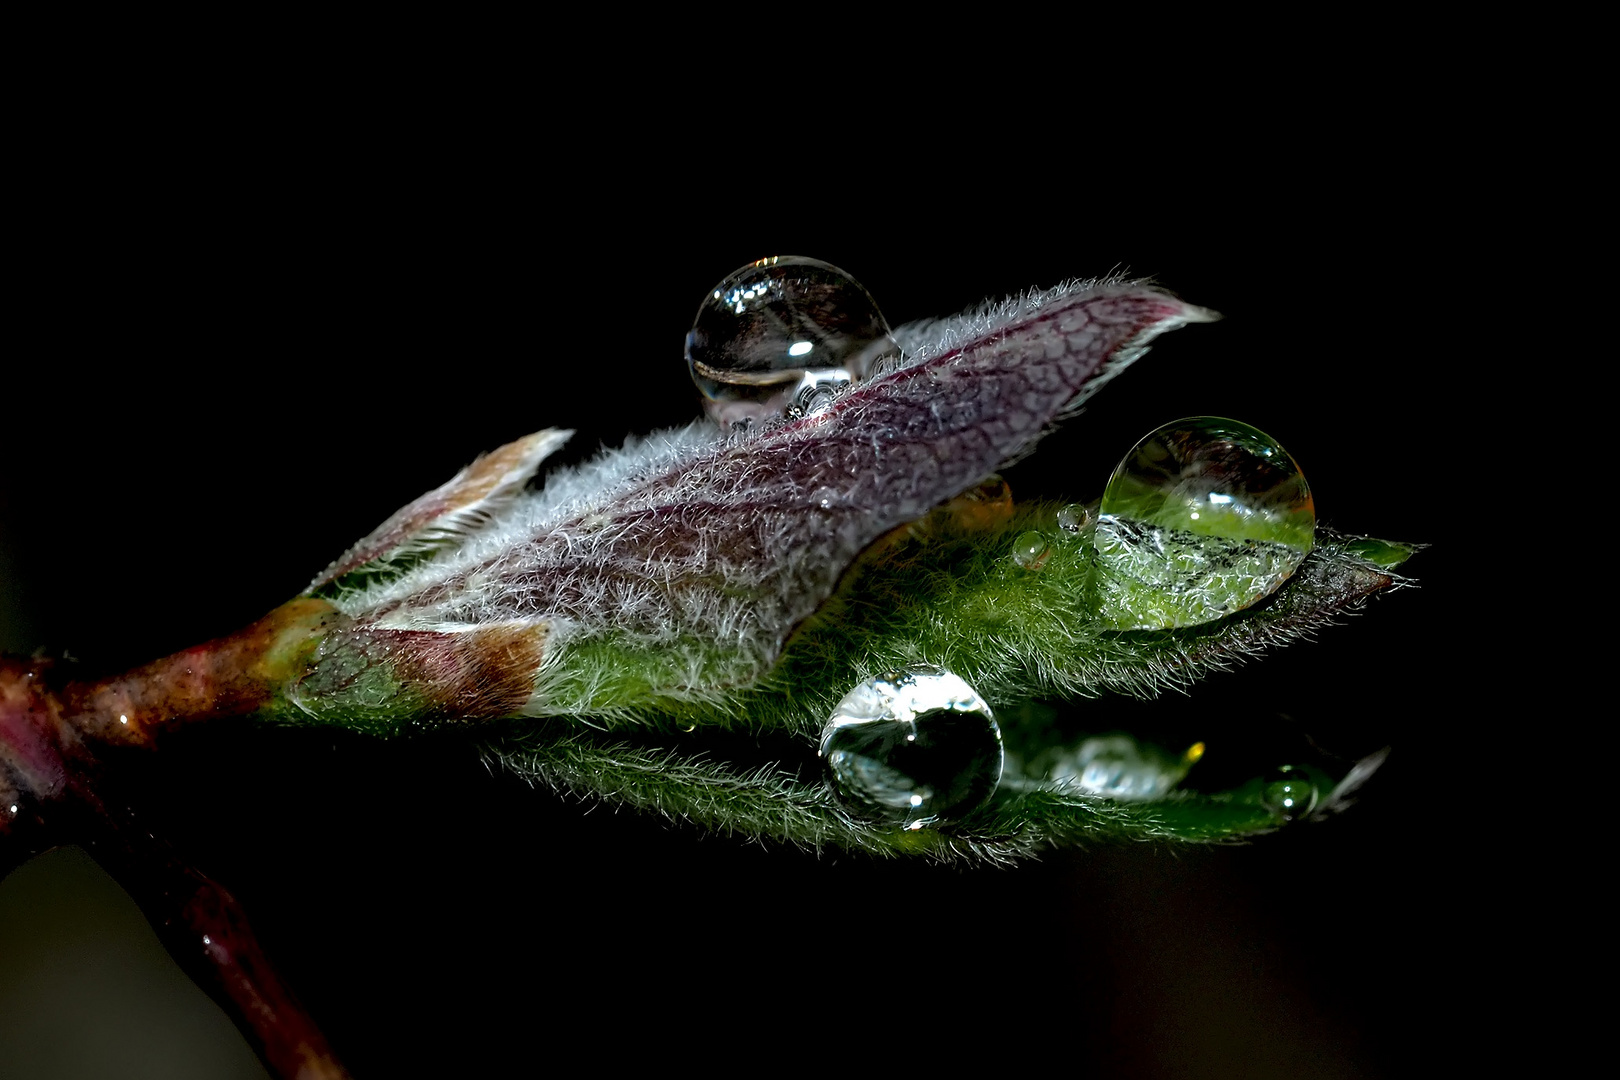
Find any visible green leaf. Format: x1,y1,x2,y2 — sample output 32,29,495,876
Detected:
486,513,1415,862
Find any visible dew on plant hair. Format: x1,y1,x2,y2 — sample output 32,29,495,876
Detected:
686,256,899,427
1260,765,1319,821
1090,417,1315,630
1056,503,1092,533
819,666,1002,830
1010,530,1052,570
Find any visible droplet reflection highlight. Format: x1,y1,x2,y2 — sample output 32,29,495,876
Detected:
1261,765,1319,821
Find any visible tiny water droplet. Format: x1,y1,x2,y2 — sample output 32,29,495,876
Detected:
1010,530,1052,570
1091,417,1315,630
786,372,845,419
686,256,898,427
1056,503,1092,533
1261,765,1318,820
819,665,1002,830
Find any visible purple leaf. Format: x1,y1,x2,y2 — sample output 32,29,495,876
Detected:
338,281,1215,705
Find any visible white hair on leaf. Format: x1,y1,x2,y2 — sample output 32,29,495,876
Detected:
310,281,1215,717
310,427,575,593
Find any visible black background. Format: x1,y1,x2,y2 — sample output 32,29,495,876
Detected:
1,106,1479,1079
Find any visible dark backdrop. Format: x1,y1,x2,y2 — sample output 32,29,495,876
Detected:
2,130,1468,1079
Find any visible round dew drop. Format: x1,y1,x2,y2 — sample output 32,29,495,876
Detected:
1056,503,1092,533
819,666,1003,830
1261,765,1319,821
685,256,899,428
1010,530,1052,570
1091,417,1315,630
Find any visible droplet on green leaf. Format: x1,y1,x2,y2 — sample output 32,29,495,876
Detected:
1010,530,1052,570
819,666,1002,830
1056,503,1093,533
1091,417,1315,630
1261,765,1319,821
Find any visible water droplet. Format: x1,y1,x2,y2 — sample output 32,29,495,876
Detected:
1010,530,1051,570
1056,503,1092,533
819,665,1002,830
786,371,845,419
1091,417,1315,629
1261,765,1318,820
686,256,898,427
1032,734,1198,800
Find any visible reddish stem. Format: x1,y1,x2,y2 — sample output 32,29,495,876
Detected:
2,608,354,1080
58,598,341,746
86,797,352,1080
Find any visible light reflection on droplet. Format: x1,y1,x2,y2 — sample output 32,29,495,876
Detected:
1261,765,1319,820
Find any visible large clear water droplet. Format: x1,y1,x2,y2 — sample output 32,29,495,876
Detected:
686,256,898,427
1091,417,1315,630
819,665,1002,830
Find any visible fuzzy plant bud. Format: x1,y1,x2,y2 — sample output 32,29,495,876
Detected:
277,281,1217,732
